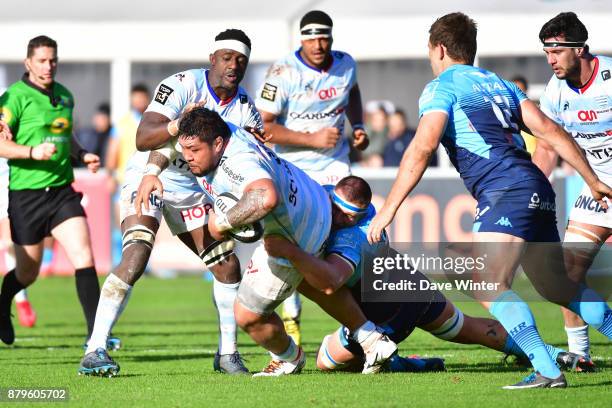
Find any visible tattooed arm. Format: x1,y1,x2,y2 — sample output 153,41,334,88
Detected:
208,179,278,241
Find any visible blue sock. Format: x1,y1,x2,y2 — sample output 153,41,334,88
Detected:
504,335,563,362
568,286,612,339
491,291,561,379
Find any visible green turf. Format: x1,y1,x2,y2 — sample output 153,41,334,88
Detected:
0,276,610,407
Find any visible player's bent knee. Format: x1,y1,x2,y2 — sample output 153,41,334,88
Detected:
430,305,465,340
200,239,235,268
122,225,156,252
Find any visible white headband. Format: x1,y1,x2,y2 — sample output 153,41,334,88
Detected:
300,23,332,40
214,39,250,58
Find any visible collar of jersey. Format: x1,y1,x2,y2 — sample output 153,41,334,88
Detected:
294,49,334,73
21,72,58,106
568,56,599,94
205,70,238,106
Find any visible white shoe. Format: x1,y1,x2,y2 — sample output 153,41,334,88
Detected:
253,347,306,377
361,331,398,374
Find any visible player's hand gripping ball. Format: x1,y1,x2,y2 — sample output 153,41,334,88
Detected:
213,192,264,243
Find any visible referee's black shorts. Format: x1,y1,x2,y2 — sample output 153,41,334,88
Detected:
8,184,86,245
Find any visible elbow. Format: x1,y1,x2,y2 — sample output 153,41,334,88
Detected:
263,189,279,212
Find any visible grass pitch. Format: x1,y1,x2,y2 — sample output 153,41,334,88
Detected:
0,276,610,407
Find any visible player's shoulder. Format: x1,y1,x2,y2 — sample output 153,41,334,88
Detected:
53,82,75,103
166,68,202,90
596,54,612,68
331,50,356,66
265,54,296,79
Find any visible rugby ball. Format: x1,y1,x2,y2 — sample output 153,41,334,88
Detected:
213,192,264,243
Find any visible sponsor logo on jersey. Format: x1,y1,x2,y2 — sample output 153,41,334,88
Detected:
261,83,278,101
563,101,570,111
220,160,245,184
0,107,12,123
527,192,556,211
180,203,213,222
586,147,612,160
573,130,612,139
50,117,70,134
174,73,185,81
574,194,607,213
318,87,337,100
239,94,248,104
288,107,345,120
577,110,598,122
155,84,174,105
494,217,513,227
602,69,611,81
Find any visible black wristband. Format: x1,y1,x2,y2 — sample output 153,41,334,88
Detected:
28,146,33,159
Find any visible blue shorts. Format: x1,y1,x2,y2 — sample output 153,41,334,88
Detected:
472,179,560,242
340,279,446,355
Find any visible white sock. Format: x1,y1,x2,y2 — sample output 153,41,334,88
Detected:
14,289,28,303
213,279,239,355
351,320,377,345
272,337,299,362
282,292,302,320
86,274,132,354
566,325,591,359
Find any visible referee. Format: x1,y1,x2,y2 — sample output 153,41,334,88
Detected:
0,36,102,345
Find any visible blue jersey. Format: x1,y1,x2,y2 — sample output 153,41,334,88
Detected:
419,64,546,199
327,204,387,288
201,124,331,258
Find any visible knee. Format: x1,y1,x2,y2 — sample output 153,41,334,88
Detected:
209,254,241,284
234,302,263,331
576,302,607,327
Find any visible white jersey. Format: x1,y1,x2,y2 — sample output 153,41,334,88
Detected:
125,68,263,195
201,124,331,258
540,55,612,183
255,50,357,173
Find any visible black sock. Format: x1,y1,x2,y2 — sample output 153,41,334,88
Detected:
1,270,25,314
75,267,100,337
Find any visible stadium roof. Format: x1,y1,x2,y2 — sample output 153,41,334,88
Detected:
1,0,610,61
3,0,612,21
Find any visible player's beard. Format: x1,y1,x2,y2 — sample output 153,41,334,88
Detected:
555,59,580,82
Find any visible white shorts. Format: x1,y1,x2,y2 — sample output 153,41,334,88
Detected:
119,180,213,236
237,243,305,315
568,183,612,229
304,160,351,186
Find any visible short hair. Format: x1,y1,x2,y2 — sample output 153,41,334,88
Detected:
27,35,57,58
392,109,407,121
511,75,528,90
539,12,588,44
97,103,111,116
336,176,372,207
131,83,150,95
300,10,333,29
429,12,477,65
178,107,231,144
215,29,251,50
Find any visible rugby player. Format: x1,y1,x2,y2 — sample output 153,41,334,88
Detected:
255,10,369,344
367,13,612,389
78,29,259,376
533,12,612,367
138,107,398,376
264,176,588,373
0,36,103,346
